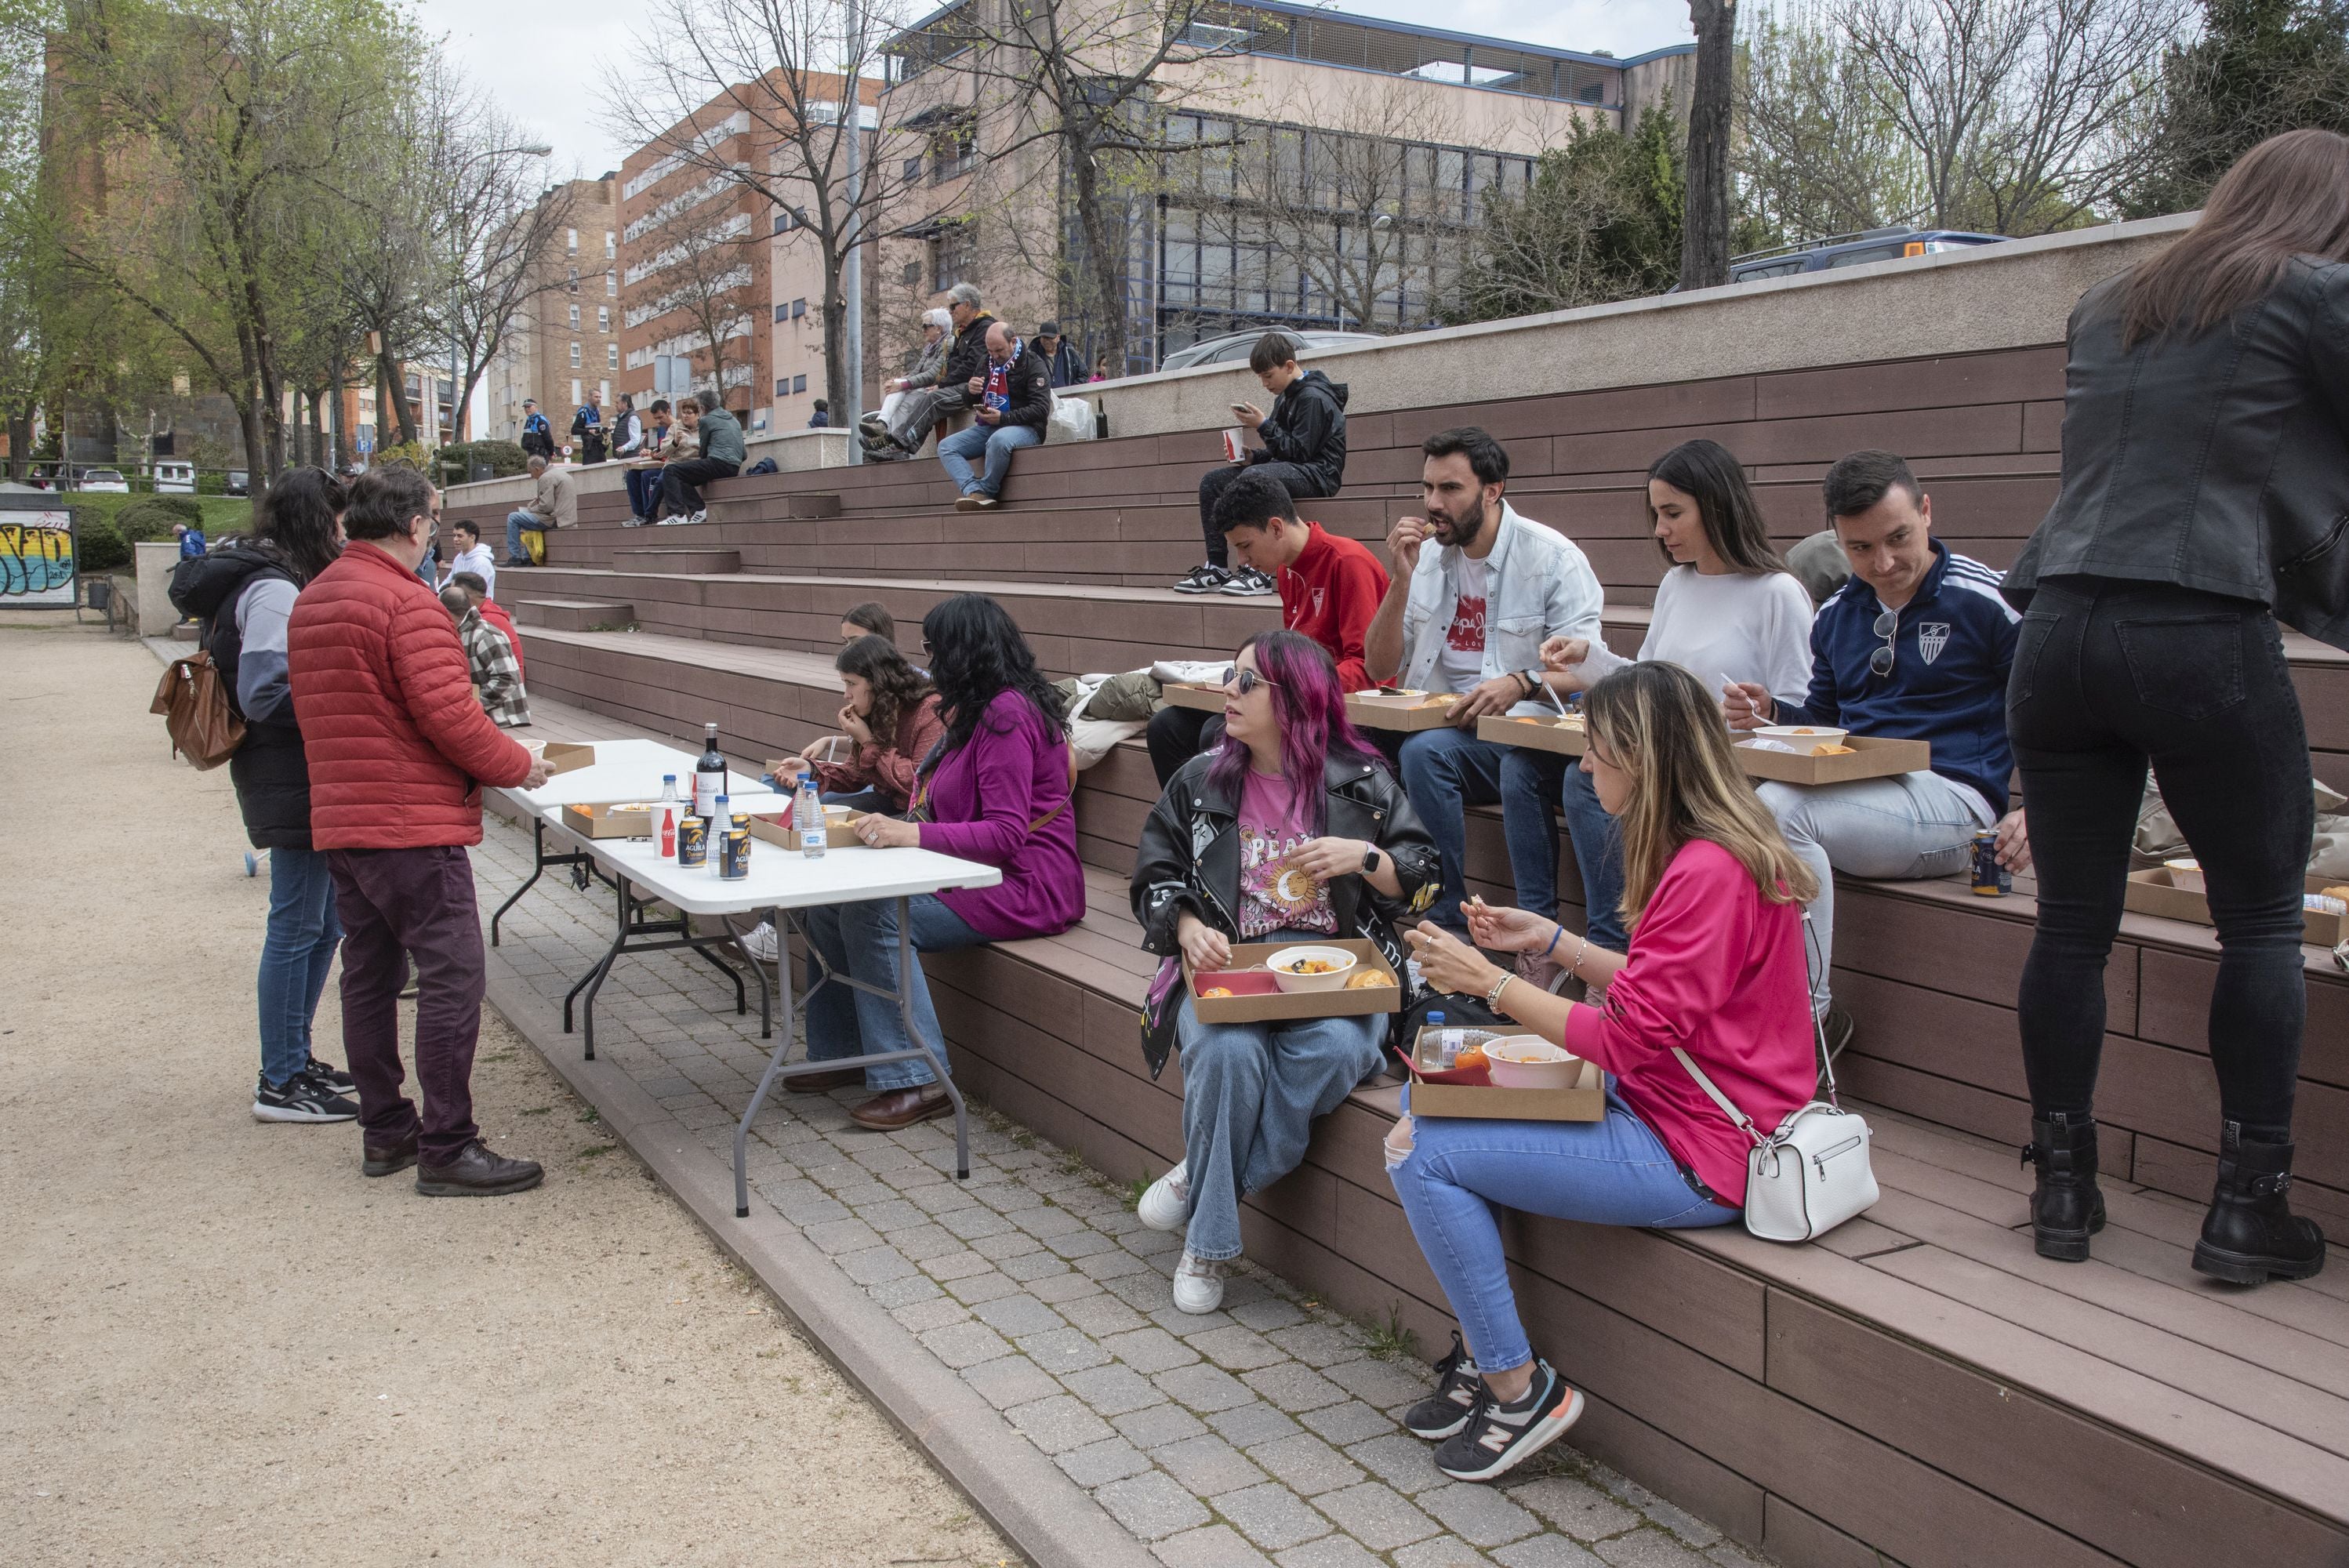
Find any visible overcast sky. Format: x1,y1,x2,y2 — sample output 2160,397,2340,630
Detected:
410,0,1697,179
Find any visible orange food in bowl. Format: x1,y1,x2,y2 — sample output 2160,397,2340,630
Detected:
1200,986,1234,999
1284,958,1343,975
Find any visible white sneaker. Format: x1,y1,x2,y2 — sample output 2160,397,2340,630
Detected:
688,510,709,524
1172,1249,1228,1314
1137,1161,1189,1231
739,921,779,962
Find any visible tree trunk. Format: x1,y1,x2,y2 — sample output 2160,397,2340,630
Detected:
377,341,418,448
1680,0,1737,292
6,406,31,482
1066,122,1131,365
821,238,849,419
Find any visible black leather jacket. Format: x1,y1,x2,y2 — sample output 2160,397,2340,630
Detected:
2005,258,2349,648
1251,370,1348,495
1131,750,1440,1078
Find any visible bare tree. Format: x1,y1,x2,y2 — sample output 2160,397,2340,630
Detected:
1736,3,1926,240
629,200,764,402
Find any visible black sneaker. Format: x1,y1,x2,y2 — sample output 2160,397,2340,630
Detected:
306,1056,358,1094
1403,1330,1485,1439
1432,1358,1585,1482
252,1071,359,1124
1172,564,1230,594
1219,566,1277,597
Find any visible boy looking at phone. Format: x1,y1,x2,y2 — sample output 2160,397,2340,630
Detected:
1175,332,1349,598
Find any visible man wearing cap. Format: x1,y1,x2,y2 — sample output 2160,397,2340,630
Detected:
1030,321,1084,389
517,399,554,461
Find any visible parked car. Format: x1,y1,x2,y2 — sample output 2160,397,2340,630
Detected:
224,470,250,496
77,467,129,493
1726,227,2009,285
153,461,196,493
1160,327,1384,372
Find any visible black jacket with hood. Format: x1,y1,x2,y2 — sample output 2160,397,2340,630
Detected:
169,541,315,849
1249,369,1349,495
1130,749,1439,1078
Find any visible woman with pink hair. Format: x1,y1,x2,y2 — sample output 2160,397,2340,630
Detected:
1131,630,1440,1312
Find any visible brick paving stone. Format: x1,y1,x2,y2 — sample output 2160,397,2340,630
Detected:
888,1223,971,1263
1392,1536,1490,1567
1314,1481,1442,1552
1628,1500,1720,1549
1213,1482,1334,1553
1018,1326,1112,1374
1106,1270,1176,1311
1207,1403,1302,1448
1158,1305,1238,1338
1419,1483,1541,1547
1058,1436,1156,1490
1298,1401,1394,1446
1492,1540,1606,1568
802,1217,884,1254
1007,1203,1088,1240
855,1197,931,1232
1125,1226,1185,1258
1028,1271,1107,1306
1080,1246,1159,1282
1273,1536,1385,1568
1154,1434,1267,1497
1226,1298,1309,1334
1244,1433,1366,1497
1154,1524,1277,1568
939,1205,1017,1240
918,1247,996,1282
890,1297,971,1334
1704,1542,1769,1567
1156,1362,1257,1414
964,1354,1065,1412
1592,1531,1716,1568
1117,1403,1211,1450
911,1182,983,1215
917,1319,1013,1370
1324,1356,1430,1410
944,1270,1026,1306
1059,1292,1150,1337
1004,1393,1117,1456
971,1293,1066,1338
1264,1323,1369,1368
971,1228,1047,1261
1045,1227,1124,1260
1345,1432,1447,1495
1104,1327,1202,1374
1505,1479,1642,1543
1241,1361,1349,1413
1188,1324,1288,1371
1095,1472,1214,1541
837,1245,918,1286
1062,1363,1169,1417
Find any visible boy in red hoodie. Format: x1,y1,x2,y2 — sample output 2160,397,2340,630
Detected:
1145,470,1389,785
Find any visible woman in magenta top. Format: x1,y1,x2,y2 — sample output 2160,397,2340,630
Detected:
1388,661,1818,1483
802,593,1082,1130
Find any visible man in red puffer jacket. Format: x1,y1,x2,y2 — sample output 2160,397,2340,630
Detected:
289,466,553,1197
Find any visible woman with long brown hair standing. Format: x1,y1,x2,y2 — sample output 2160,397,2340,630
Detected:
2003,129,2349,1282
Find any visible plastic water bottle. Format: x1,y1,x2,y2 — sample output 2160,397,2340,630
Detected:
798,777,826,859
1426,1011,1454,1070
709,793,730,874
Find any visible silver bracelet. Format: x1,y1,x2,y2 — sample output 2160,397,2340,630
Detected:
1485,973,1513,1014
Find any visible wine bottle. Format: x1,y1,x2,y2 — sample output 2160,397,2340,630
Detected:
694,723,727,818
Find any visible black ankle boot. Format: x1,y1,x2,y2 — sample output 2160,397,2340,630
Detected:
2021,1112,2105,1261
2191,1123,2326,1284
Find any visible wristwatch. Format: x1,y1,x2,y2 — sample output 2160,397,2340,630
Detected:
1360,847,1383,876
1518,670,1542,699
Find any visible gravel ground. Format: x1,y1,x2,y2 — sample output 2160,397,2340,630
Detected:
0,623,1012,1567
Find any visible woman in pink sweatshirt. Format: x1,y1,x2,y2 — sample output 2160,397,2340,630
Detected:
1389,661,1818,1483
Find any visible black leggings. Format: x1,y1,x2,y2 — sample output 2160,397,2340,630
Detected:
2008,576,2313,1140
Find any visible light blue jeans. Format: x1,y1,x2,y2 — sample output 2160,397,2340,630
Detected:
258,844,343,1086
1389,1085,1739,1373
1174,973,1386,1261
938,421,1042,498
1758,771,1991,1014
505,510,541,564
801,894,986,1091
1559,764,1629,951
1396,727,1571,936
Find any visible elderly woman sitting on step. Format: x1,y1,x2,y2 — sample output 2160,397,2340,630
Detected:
1130,630,1440,1314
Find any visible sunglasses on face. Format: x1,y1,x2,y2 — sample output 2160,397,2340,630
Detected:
1869,608,1898,678
1223,666,1279,696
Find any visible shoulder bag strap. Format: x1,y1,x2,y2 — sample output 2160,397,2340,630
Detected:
1669,1047,1767,1147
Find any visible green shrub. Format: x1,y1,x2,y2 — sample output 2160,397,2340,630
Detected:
76,517,129,573
436,439,530,481
114,498,201,545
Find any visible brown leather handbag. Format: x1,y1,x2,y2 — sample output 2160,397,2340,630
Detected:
150,648,245,770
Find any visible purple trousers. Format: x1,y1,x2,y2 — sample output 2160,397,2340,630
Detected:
327,845,486,1160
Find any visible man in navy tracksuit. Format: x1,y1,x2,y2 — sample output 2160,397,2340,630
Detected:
1723,450,2033,1050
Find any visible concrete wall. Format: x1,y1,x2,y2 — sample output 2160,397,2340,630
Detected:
135,541,180,635
442,427,851,511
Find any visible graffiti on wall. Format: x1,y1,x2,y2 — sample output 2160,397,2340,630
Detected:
0,513,76,606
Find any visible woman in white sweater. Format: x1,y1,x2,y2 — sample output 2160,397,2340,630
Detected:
1538,439,1813,974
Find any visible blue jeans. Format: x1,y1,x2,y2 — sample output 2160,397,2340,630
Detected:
1397,727,1569,935
1389,1086,1739,1372
938,421,1042,498
800,894,986,1090
506,510,541,564
624,467,664,519
1758,771,1990,1014
1559,764,1628,951
1174,967,1385,1261
258,844,343,1086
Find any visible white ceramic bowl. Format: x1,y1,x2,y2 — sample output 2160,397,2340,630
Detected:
1267,945,1359,993
1755,724,1850,750
1484,1036,1582,1090
2165,858,2205,894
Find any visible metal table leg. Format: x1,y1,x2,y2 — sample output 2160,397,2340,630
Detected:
735,904,797,1218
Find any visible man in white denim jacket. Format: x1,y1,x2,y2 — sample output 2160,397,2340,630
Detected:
1366,426,1604,939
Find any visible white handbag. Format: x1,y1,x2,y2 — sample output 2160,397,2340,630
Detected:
1670,989,1878,1243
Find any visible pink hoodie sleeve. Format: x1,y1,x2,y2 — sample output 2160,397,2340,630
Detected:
1564,844,1759,1074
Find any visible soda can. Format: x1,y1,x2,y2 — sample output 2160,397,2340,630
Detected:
1970,828,2009,897
678,815,708,867
718,824,750,880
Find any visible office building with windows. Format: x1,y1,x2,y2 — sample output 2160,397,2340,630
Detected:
485,176,623,445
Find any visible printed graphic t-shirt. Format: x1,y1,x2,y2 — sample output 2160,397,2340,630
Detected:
1237,768,1337,940
1432,554,1489,694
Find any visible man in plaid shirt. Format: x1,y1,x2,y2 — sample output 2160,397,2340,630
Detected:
437,584,532,728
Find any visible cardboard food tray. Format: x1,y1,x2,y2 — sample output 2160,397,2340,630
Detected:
746,805,868,851
1345,690,1465,733
1730,733,1931,786
1185,938,1401,1023
1160,681,1227,714
539,741,596,777
1404,1026,1606,1121
2125,867,2346,947
1476,713,1588,756
560,800,657,838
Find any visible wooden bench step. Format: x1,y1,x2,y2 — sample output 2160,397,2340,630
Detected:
512,597,636,631
610,547,740,575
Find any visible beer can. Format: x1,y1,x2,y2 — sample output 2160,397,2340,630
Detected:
1970,828,2009,897
718,824,750,880
678,815,708,867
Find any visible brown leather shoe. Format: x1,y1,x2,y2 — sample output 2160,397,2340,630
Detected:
415,1138,545,1197
788,1065,866,1093
848,1084,953,1130
362,1135,419,1178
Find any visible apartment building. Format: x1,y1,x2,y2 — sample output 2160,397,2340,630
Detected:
485,176,623,446
877,0,1694,368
